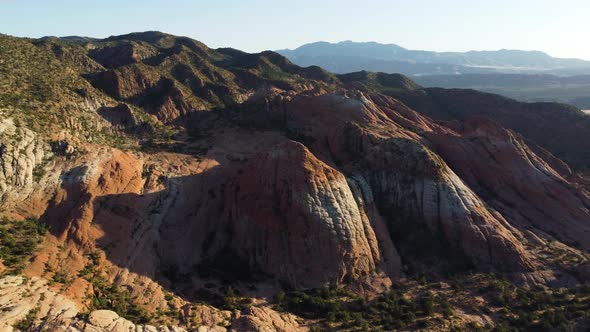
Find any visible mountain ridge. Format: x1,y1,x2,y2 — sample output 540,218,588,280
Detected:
277,40,590,76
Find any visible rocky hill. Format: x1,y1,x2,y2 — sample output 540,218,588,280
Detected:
1,32,589,332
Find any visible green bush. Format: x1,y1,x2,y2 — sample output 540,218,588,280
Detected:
420,291,435,315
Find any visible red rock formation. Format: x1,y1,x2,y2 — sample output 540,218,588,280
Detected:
223,141,400,287
37,90,590,290
427,116,590,250
279,92,534,272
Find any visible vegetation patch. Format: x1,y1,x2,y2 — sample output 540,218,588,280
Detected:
192,285,253,312
12,306,40,331
480,277,590,331
274,274,590,331
274,286,451,331
78,251,152,324
0,217,47,275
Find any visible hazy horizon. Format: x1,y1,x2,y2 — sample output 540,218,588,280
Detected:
1,0,590,60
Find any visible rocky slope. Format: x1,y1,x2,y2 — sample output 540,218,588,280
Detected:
0,276,303,332
360,80,590,173
0,32,589,331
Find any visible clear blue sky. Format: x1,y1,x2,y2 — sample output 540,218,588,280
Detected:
2,0,589,60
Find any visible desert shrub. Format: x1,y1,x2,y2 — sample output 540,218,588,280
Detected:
220,286,253,311
420,291,435,315
440,297,453,318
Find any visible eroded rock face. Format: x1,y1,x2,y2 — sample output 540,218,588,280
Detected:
0,276,234,332
347,135,532,271
0,276,78,332
0,118,56,216
97,104,139,131
43,148,145,248
88,41,158,69
86,65,160,100
37,137,397,290
427,117,590,251
230,307,305,332
221,141,399,287
275,92,534,272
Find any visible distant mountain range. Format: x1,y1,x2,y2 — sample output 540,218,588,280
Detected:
277,41,590,107
277,41,590,76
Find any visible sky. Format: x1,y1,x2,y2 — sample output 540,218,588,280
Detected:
1,0,590,60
